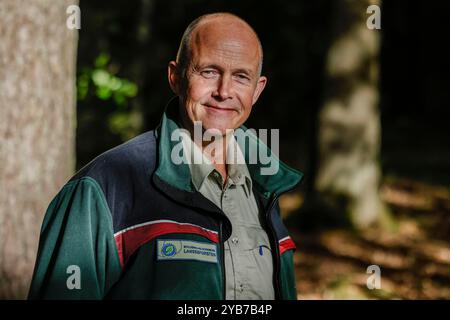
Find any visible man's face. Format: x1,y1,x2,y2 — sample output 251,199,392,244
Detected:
169,19,267,135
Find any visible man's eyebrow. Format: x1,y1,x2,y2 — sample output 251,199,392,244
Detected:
233,68,254,77
196,63,222,71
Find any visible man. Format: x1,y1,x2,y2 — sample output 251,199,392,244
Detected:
29,12,303,300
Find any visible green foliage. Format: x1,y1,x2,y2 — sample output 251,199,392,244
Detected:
77,53,141,141
77,53,138,106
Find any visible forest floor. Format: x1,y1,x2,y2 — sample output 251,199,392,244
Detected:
280,177,450,299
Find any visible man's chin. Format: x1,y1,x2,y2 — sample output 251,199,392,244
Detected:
202,123,237,136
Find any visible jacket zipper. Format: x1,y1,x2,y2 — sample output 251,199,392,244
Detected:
265,195,282,300
265,174,303,300
219,220,226,300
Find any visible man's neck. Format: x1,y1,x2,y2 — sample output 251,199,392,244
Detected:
200,133,229,184
178,106,230,183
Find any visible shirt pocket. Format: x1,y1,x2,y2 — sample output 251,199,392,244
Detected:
247,229,273,274
244,227,275,299
234,224,273,261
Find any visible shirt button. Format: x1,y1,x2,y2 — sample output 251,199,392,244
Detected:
231,237,239,245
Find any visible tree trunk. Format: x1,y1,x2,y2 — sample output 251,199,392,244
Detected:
0,0,78,298
315,0,386,228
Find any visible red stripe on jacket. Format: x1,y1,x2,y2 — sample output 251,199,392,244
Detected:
279,237,297,255
114,221,219,267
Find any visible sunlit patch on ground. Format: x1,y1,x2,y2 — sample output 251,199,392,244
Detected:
280,178,450,299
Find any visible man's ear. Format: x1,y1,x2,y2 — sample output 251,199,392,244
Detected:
168,61,180,95
252,76,267,105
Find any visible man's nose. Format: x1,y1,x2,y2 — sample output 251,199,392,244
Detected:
213,74,232,100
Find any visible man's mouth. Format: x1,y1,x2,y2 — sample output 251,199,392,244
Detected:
204,104,236,113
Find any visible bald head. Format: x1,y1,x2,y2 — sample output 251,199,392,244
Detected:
176,13,263,79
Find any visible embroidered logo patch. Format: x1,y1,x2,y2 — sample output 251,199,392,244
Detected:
157,239,218,263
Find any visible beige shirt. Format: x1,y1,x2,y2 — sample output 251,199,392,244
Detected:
181,133,275,300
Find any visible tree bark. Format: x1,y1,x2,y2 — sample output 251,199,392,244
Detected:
315,0,386,228
0,0,78,298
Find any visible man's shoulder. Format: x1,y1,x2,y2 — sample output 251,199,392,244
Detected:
70,130,158,184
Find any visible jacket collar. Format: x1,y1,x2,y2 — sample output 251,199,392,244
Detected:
154,97,304,200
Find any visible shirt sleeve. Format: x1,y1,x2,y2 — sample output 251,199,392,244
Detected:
28,177,122,299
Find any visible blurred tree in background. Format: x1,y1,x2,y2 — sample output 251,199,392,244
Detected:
0,0,78,298
314,0,388,228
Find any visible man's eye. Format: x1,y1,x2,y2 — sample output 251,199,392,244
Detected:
201,70,218,78
235,74,250,82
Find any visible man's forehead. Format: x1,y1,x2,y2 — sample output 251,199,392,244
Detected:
193,17,259,49
190,19,261,68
